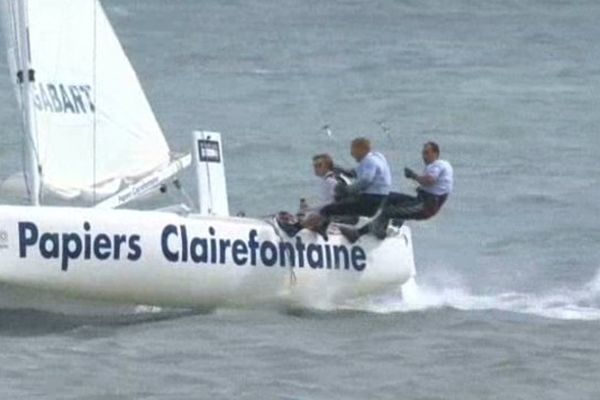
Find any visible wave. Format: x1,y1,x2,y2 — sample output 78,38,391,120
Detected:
107,5,131,18
343,269,600,321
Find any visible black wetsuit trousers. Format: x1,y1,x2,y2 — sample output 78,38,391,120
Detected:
320,194,386,219
383,190,448,220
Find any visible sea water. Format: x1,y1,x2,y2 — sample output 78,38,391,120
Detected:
0,0,599,398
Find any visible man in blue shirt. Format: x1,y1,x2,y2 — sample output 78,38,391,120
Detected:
315,137,391,238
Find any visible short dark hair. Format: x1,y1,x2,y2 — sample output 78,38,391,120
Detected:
425,141,440,155
312,153,334,170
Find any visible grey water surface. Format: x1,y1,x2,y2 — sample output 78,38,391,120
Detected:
0,0,599,399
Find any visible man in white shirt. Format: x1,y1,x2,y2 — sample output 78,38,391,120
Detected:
300,154,344,226
404,142,453,199
341,141,453,242
312,153,341,209
283,153,353,235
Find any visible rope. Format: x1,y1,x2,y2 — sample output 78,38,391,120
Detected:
171,178,195,210
12,2,31,202
205,161,213,214
92,0,98,205
203,137,214,214
13,1,42,203
264,217,297,287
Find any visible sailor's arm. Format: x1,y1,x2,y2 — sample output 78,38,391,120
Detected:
404,167,437,187
345,162,376,193
332,165,357,178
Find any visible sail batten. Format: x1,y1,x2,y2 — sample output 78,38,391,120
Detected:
2,0,173,202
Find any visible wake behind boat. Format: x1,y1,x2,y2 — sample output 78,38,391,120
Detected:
0,0,416,311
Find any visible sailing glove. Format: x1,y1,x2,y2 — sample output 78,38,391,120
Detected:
404,167,418,180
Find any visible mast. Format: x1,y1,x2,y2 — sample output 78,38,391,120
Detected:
14,0,40,205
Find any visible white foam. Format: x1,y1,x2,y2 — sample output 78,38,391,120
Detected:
133,305,164,314
107,5,131,18
343,268,600,321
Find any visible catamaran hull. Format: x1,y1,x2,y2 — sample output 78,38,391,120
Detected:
0,205,415,309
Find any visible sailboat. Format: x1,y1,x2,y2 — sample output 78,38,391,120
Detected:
0,0,416,311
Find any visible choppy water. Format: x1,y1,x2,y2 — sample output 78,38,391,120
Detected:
1,0,599,399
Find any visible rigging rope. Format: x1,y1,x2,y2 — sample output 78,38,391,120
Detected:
13,0,42,203
264,217,297,288
12,1,31,201
203,136,215,214
92,0,98,205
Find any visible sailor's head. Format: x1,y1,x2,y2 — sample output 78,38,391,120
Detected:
312,153,334,177
351,137,371,162
422,141,440,164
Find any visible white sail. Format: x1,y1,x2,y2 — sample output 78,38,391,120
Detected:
0,1,20,102
2,0,42,204
2,0,172,201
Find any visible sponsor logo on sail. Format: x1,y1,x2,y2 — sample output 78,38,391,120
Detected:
32,82,95,114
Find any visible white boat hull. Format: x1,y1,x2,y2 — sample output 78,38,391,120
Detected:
0,205,415,310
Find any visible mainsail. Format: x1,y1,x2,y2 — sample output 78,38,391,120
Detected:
1,0,176,202
0,1,19,102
